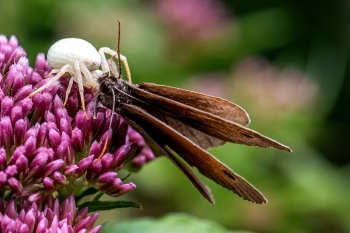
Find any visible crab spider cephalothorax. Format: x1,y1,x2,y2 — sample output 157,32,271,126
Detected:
28,38,131,118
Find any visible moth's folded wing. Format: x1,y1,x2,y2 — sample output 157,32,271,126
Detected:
128,84,291,152
137,82,250,126
121,103,268,204
122,114,215,204
137,102,226,149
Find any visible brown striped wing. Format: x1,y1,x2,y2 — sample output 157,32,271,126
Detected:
126,82,291,152
120,103,267,204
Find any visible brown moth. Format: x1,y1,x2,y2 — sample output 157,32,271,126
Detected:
94,74,292,205
93,20,291,205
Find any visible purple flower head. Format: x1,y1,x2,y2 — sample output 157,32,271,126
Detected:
0,194,102,233
127,125,155,171
0,35,154,200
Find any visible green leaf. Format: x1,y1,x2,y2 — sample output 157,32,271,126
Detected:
92,192,104,202
100,213,255,233
75,187,99,203
79,200,141,212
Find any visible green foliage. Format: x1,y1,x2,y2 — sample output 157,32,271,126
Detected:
75,187,100,203
79,200,141,212
100,213,254,233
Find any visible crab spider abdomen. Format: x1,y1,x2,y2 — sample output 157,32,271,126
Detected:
47,38,101,70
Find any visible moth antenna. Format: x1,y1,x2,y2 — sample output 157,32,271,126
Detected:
117,20,122,80
93,94,101,119
95,87,117,162
108,87,117,130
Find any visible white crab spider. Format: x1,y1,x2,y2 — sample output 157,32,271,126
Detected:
29,38,131,118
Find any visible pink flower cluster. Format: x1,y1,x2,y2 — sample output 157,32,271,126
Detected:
0,35,155,232
0,194,101,233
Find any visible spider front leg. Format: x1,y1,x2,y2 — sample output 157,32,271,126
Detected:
80,62,99,88
29,64,72,98
99,47,131,83
44,69,61,78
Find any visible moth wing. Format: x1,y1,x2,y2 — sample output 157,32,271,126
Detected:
164,115,226,149
122,115,215,204
135,101,226,149
127,83,291,152
121,103,267,204
138,82,250,126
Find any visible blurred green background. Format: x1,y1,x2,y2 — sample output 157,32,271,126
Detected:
1,0,349,232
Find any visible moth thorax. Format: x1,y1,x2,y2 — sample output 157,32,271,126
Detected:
115,83,132,105
99,77,132,111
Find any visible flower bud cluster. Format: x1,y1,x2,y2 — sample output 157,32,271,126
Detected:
0,194,101,233
0,35,154,204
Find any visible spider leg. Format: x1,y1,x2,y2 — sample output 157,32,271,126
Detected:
80,62,98,88
99,47,131,83
63,66,78,106
74,60,89,119
64,77,74,106
99,49,111,74
108,55,119,78
44,69,60,78
29,64,71,97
